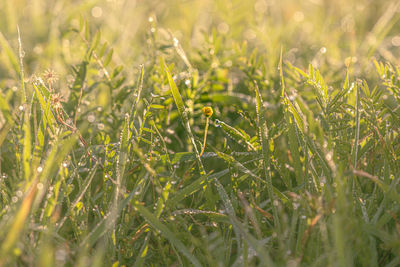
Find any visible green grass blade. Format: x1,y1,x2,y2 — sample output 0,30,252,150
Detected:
254,81,280,229
167,170,228,207
0,181,37,261
0,31,20,77
134,203,202,267
162,58,205,175
133,233,151,267
17,26,26,104
115,114,130,204
33,83,56,133
22,109,32,181
130,64,144,123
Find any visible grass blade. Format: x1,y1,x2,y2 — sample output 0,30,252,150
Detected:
162,58,205,175
134,203,202,267
254,81,280,229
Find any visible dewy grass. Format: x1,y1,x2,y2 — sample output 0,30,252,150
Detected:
0,0,400,266
200,106,212,157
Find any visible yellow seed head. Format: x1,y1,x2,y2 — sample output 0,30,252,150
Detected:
202,106,213,118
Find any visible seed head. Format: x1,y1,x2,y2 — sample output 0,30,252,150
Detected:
202,106,213,118
43,69,59,88
51,93,64,110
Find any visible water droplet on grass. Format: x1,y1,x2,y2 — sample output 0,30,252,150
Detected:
173,37,179,47
78,161,86,167
88,114,96,123
97,123,105,130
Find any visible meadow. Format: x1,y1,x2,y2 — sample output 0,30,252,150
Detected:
0,0,400,266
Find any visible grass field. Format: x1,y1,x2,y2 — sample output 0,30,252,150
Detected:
1,0,400,266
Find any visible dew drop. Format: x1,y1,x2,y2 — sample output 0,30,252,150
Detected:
37,166,43,173
88,114,96,123
173,37,179,47
78,161,86,167
97,123,105,130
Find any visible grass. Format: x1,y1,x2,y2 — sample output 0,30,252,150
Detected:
0,0,400,266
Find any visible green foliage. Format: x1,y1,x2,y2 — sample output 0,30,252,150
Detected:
0,0,400,266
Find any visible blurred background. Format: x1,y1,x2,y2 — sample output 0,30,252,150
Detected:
1,0,400,85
